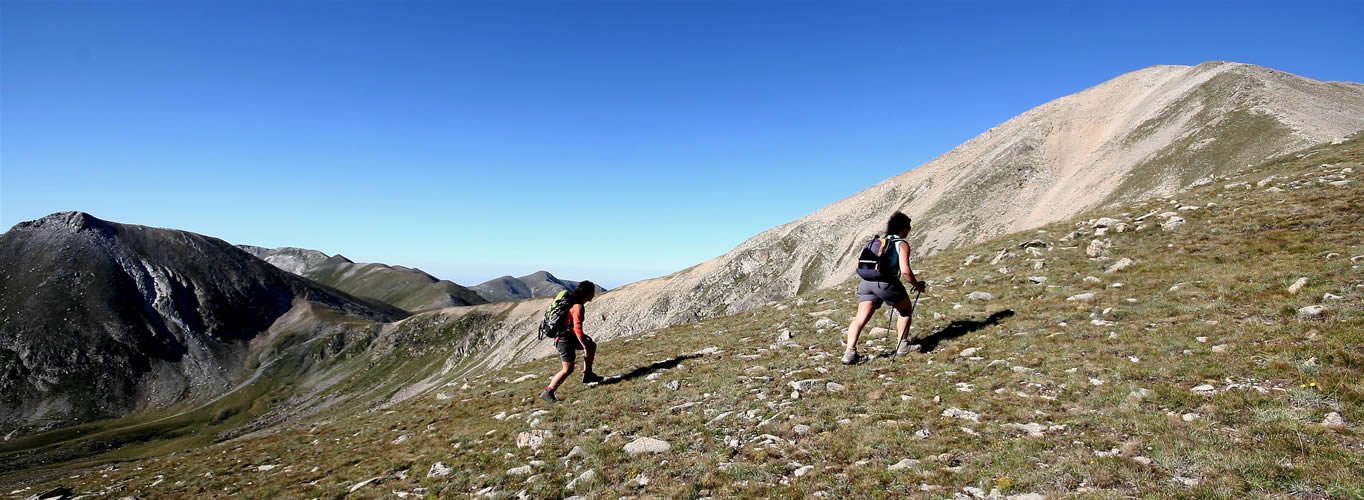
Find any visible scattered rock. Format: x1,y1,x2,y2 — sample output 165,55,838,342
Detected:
566,469,597,491
1323,293,1343,301
1287,277,1309,294
942,408,980,423
428,462,453,478
566,446,584,459
826,382,847,393
777,329,794,342
814,317,839,330
1086,239,1111,258
958,347,980,357
666,380,681,391
1133,456,1153,466
1182,413,1200,422
623,437,671,455
350,476,383,493
631,473,650,488
516,430,551,450
1161,217,1186,232
1083,276,1102,284
793,465,815,478
1105,258,1134,273
990,249,1011,265
1028,276,1047,284
968,291,994,301
1004,422,1048,437
1067,293,1095,302
888,458,920,471
789,379,824,392
1211,344,1229,353
793,424,812,435
1192,384,1216,395
1322,412,1345,428
1296,305,1328,321
507,465,533,476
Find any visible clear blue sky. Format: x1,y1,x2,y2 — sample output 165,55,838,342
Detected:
3,1,1361,288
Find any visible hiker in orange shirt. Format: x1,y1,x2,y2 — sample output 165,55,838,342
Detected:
540,281,603,403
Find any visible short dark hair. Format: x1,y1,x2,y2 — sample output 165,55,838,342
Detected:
573,281,597,301
886,212,912,236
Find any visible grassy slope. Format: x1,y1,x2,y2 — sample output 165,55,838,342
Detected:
306,262,486,313
5,138,1363,498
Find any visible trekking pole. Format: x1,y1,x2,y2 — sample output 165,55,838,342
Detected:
907,289,922,344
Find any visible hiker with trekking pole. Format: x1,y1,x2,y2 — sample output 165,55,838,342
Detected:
843,212,927,365
539,281,604,404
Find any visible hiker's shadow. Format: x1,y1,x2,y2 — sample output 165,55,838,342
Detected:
916,309,1015,353
596,353,703,386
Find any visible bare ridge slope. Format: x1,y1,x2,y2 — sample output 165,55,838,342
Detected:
580,61,1364,340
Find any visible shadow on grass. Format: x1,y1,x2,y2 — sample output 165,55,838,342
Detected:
915,309,1015,353
596,353,703,386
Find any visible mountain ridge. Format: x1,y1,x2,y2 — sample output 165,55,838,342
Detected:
239,245,488,313
0,212,408,434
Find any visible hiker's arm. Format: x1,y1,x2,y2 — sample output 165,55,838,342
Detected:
897,241,924,290
570,304,586,341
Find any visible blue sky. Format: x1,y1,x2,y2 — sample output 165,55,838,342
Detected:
3,1,1361,288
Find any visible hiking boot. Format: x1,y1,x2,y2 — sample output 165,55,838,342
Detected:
895,339,922,356
539,390,558,404
582,373,604,384
841,351,867,365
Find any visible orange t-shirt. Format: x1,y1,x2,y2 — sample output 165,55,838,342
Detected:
557,303,586,344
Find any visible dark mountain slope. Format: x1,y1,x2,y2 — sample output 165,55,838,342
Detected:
0,212,407,433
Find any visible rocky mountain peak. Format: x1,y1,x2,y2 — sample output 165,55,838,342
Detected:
12,211,113,235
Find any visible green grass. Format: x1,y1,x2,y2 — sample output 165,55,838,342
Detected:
3,136,1363,498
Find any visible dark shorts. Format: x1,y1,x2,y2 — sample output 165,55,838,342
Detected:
856,280,908,307
555,335,593,363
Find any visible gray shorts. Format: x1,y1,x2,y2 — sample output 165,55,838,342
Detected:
555,335,593,363
856,280,908,307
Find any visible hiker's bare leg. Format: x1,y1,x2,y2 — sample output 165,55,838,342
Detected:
846,300,878,351
547,361,574,392
892,298,914,343
583,337,597,376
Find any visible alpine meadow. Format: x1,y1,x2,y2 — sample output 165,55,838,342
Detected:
2,3,1364,498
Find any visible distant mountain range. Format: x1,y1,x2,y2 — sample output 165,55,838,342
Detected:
471,271,606,302
239,246,601,309
238,246,487,313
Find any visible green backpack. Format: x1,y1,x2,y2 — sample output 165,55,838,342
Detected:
538,291,574,340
